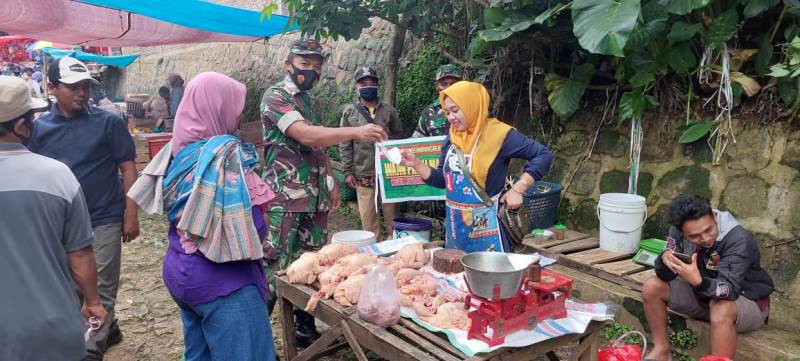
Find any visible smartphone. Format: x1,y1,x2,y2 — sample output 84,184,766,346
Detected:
672,252,693,264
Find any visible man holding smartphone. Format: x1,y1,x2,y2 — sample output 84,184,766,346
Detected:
641,195,774,361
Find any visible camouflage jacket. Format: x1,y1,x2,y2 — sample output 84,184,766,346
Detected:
261,76,330,213
412,98,449,138
339,101,403,180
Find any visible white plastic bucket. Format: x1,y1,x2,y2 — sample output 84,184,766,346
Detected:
331,230,376,247
596,193,647,253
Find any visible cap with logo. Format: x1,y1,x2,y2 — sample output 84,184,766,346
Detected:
435,64,463,82
354,66,379,82
289,38,324,58
0,76,48,123
47,56,100,85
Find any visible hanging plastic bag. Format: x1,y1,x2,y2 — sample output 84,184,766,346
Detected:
357,264,401,327
598,331,647,361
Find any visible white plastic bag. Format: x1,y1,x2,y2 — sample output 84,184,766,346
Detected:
357,264,401,327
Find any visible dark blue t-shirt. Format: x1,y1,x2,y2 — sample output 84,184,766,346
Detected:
30,104,136,227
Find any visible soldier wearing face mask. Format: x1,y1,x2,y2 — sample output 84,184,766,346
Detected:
339,67,403,240
259,40,389,347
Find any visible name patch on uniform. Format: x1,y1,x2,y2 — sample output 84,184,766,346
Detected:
715,282,730,298
706,250,720,271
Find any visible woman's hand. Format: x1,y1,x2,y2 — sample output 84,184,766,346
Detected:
400,150,419,168
500,189,524,210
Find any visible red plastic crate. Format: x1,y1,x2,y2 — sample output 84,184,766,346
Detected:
147,135,172,158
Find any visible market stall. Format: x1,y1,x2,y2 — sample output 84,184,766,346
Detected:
277,242,614,361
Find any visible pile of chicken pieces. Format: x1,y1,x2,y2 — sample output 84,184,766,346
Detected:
286,243,471,331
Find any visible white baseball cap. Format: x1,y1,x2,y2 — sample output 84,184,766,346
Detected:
0,76,49,123
49,56,100,85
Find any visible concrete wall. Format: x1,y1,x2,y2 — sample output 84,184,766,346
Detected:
544,107,800,333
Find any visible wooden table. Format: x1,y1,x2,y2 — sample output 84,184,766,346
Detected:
276,276,605,361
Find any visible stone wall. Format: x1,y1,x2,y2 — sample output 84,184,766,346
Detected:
544,108,800,333
117,2,400,124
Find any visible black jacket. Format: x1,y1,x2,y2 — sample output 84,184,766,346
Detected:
655,212,774,301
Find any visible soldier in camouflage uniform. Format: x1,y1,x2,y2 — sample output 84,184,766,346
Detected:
260,38,388,346
412,64,463,138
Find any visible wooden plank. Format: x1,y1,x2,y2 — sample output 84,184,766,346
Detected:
341,320,369,361
548,238,600,254
315,341,349,359
279,295,298,361
276,276,348,327
390,323,462,361
558,255,645,291
522,229,590,250
625,269,656,286
484,322,605,361
595,259,647,276
563,248,631,265
345,314,440,361
292,325,343,361
398,319,464,359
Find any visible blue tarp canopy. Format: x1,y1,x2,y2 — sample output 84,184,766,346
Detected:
41,48,140,67
0,0,296,47
76,0,296,37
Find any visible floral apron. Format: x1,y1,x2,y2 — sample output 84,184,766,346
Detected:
443,144,505,253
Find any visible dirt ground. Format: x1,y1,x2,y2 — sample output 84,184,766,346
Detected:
104,207,572,361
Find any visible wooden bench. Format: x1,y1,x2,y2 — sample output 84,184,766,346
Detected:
520,229,800,360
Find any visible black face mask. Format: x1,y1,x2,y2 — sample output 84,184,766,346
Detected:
290,65,320,91
12,118,34,146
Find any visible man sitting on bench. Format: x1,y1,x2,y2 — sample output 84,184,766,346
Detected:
642,194,774,360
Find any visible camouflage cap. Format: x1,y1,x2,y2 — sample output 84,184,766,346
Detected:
354,66,380,82
435,64,463,81
289,38,324,57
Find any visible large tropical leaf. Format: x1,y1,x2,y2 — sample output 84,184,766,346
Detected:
706,9,739,46
483,7,507,28
534,2,572,24
619,90,659,121
668,42,697,73
545,64,596,118
572,0,641,57
629,71,655,88
660,0,711,15
625,16,666,50
667,21,702,45
743,0,780,18
679,121,713,143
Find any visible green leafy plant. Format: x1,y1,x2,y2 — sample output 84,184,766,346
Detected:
601,321,644,346
668,328,698,361
545,64,596,118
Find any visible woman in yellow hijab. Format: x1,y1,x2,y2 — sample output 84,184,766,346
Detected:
401,81,553,253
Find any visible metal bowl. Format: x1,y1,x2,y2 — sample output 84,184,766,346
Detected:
460,252,540,300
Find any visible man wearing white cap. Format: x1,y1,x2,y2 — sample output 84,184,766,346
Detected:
28,57,137,360
0,75,107,360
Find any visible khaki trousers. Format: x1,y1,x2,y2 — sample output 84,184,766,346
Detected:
356,185,398,240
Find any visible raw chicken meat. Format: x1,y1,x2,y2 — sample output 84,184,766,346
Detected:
395,243,430,269
377,258,402,276
286,252,321,285
334,273,368,307
395,269,424,288
305,263,345,311
399,273,437,296
411,294,446,317
421,302,471,331
318,244,358,266
336,253,378,277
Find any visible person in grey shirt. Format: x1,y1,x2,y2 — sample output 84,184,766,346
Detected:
0,75,107,361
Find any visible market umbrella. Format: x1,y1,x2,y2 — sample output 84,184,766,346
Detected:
26,40,74,51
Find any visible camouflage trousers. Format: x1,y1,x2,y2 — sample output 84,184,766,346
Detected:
263,208,328,306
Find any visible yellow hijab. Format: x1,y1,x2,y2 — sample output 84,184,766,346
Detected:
440,81,512,189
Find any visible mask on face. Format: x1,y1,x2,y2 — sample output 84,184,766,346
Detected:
290,65,320,91
358,86,379,101
12,118,34,146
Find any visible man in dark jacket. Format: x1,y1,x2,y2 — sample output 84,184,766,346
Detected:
642,195,774,361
